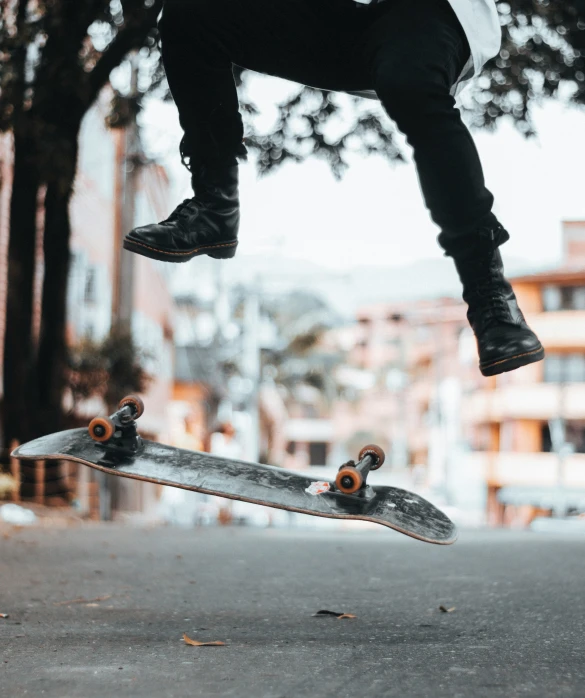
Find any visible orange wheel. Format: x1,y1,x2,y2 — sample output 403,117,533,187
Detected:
88,416,116,442
335,467,363,494
118,394,144,418
358,444,385,471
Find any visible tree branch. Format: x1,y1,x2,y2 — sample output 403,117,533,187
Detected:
3,0,29,130
32,0,94,115
87,0,162,106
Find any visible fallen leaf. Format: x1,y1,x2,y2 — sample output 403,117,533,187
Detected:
312,609,357,619
183,633,225,647
439,605,456,613
54,595,112,606
0,613,8,619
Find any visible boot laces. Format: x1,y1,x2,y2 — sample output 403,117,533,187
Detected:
163,199,198,224
473,265,510,326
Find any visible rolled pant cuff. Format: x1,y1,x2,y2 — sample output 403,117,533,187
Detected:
437,213,509,258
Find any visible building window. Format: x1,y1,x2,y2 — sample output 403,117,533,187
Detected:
543,353,585,383
566,421,585,454
541,424,552,453
309,442,328,466
542,286,561,311
573,287,585,310
386,313,404,323
542,285,585,312
543,421,585,454
286,441,296,455
566,354,585,381
543,355,563,383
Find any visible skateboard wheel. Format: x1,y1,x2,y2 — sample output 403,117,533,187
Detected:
88,416,116,442
335,466,363,494
118,395,144,418
358,444,385,471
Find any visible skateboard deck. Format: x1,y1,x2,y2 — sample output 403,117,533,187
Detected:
13,428,456,545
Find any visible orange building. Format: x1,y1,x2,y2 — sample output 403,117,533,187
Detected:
465,221,585,526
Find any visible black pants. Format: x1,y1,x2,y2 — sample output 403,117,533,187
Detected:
159,0,505,254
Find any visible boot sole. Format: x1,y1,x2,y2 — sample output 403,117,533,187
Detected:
123,237,238,263
480,345,545,377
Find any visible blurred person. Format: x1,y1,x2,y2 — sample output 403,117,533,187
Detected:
125,0,544,377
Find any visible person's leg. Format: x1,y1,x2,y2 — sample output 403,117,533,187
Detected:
124,0,369,262
156,0,247,168
129,0,541,375
354,0,543,375
355,0,497,244
157,0,367,167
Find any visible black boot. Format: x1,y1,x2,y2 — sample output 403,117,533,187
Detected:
452,225,545,377
124,156,241,263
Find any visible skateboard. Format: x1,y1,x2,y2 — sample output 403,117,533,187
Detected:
12,395,457,544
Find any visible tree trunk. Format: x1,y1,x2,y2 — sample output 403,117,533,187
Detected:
36,133,80,437
3,132,41,448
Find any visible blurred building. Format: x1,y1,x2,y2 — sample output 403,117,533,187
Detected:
465,221,585,526
303,298,477,516
168,275,290,467
172,342,225,453
148,217,585,529
0,90,175,517
306,223,585,528
67,90,174,517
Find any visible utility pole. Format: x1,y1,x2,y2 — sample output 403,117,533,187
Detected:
214,263,230,340
112,54,140,335
242,281,261,462
102,54,141,521
551,378,571,516
433,320,451,505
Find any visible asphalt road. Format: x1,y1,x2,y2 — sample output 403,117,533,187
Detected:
2,524,585,698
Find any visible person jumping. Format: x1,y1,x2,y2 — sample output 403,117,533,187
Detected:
124,0,545,377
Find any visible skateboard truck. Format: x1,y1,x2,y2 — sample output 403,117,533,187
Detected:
87,395,144,455
334,444,385,495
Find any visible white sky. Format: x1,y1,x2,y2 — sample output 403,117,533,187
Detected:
141,74,585,272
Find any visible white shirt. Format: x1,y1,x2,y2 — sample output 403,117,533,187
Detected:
349,0,501,99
